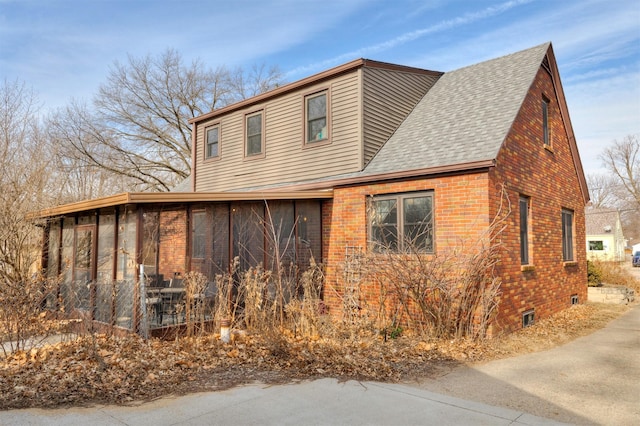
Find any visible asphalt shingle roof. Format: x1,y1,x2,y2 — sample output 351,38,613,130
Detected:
585,208,619,235
181,43,553,193
362,42,551,176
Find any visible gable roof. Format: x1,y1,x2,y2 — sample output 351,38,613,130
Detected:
256,42,588,205
585,207,621,235
362,43,550,176
189,59,441,125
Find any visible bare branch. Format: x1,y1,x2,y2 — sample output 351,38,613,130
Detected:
50,49,285,193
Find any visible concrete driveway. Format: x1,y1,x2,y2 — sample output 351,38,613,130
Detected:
1,304,637,425
414,302,640,425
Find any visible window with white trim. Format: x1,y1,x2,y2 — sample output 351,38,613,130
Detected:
588,240,604,251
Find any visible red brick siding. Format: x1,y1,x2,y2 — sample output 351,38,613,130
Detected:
322,65,587,335
489,65,587,333
323,174,491,316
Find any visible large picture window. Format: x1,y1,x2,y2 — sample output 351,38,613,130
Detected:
370,192,434,253
245,111,263,156
562,209,574,261
305,91,328,143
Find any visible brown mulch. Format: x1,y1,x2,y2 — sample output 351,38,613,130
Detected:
0,302,631,410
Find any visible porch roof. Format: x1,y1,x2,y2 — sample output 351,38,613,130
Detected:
31,190,333,218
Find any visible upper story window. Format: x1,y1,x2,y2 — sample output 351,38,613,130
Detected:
305,91,328,144
369,192,434,253
205,125,219,159
519,196,530,265
562,208,574,261
542,96,550,146
245,110,264,157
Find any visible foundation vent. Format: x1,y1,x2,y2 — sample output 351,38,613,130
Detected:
522,309,535,328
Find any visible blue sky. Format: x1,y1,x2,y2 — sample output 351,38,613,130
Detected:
1,0,638,176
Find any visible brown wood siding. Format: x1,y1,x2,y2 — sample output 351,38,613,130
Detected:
195,72,362,192
362,68,440,166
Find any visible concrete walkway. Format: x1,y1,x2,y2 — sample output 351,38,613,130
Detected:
1,303,637,425
0,378,563,425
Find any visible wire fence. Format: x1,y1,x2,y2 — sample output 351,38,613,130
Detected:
3,263,321,354
39,275,217,339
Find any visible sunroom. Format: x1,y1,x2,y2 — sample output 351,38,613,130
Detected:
34,191,331,337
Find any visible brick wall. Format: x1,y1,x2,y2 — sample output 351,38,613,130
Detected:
489,65,587,333
323,173,491,318
322,64,587,335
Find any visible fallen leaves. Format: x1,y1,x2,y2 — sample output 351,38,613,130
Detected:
0,302,630,410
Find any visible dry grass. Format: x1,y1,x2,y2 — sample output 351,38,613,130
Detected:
484,302,630,358
0,301,632,410
592,260,640,293
2,257,637,410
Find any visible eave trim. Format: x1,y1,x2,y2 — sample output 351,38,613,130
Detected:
30,190,334,219
260,160,496,191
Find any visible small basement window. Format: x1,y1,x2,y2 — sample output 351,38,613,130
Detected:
522,309,535,328
571,294,579,305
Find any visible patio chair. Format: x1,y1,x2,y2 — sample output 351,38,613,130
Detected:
161,288,185,325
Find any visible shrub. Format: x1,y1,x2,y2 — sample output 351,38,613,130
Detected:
587,260,603,287
590,259,640,292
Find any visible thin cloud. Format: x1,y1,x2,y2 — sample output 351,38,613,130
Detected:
286,0,534,78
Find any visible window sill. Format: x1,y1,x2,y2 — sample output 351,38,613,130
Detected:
303,138,331,149
544,144,554,153
370,250,435,257
243,152,266,161
563,261,579,268
521,265,536,272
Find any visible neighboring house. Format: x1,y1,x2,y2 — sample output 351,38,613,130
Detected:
34,42,588,336
585,207,626,262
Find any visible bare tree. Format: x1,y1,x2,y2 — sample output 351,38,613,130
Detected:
50,49,284,192
0,79,63,354
48,100,158,196
600,134,640,209
0,79,50,283
586,172,621,208
227,63,284,100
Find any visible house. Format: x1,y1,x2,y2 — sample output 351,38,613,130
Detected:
34,42,588,336
585,207,626,262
